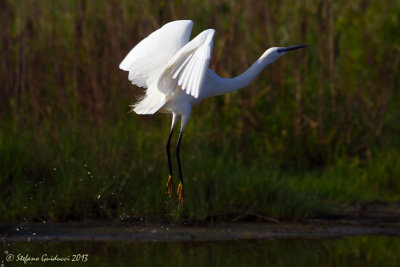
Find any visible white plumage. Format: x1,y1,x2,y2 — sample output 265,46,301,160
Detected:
158,28,214,98
119,20,215,116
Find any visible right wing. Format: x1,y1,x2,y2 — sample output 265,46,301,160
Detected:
157,29,215,98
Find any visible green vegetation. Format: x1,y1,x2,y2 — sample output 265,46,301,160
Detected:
1,0,399,223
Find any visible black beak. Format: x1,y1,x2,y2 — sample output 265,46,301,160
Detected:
277,45,308,53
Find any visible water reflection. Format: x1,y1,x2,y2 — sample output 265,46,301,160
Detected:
3,236,400,266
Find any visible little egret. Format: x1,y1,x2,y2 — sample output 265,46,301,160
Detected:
119,20,307,205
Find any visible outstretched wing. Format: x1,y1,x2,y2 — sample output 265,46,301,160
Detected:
157,29,215,98
119,20,194,88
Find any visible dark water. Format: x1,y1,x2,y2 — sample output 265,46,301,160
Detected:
2,236,400,266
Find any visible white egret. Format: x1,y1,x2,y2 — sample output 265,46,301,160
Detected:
119,20,307,205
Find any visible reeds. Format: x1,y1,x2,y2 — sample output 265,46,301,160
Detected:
1,0,399,222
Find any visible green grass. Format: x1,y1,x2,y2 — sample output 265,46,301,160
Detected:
1,116,399,223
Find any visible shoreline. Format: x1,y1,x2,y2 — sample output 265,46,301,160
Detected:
2,220,400,242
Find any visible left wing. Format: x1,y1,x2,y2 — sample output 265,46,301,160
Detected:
119,20,194,88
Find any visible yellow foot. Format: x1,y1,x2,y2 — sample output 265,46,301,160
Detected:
166,175,173,197
177,182,184,205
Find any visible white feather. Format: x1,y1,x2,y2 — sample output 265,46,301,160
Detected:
119,20,193,114
158,29,215,98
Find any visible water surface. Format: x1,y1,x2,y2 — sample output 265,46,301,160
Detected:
3,236,400,266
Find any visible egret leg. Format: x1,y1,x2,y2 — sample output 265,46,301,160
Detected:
165,129,174,196
175,108,190,205
166,114,179,197
176,131,184,205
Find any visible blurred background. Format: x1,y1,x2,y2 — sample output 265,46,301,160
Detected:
1,0,399,223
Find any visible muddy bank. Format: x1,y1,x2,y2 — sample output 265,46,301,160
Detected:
1,222,399,242
2,201,400,242
206,201,400,223
313,201,400,221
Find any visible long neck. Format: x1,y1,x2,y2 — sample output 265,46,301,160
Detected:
214,51,276,96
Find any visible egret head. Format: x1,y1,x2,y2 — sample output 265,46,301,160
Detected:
263,45,308,63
